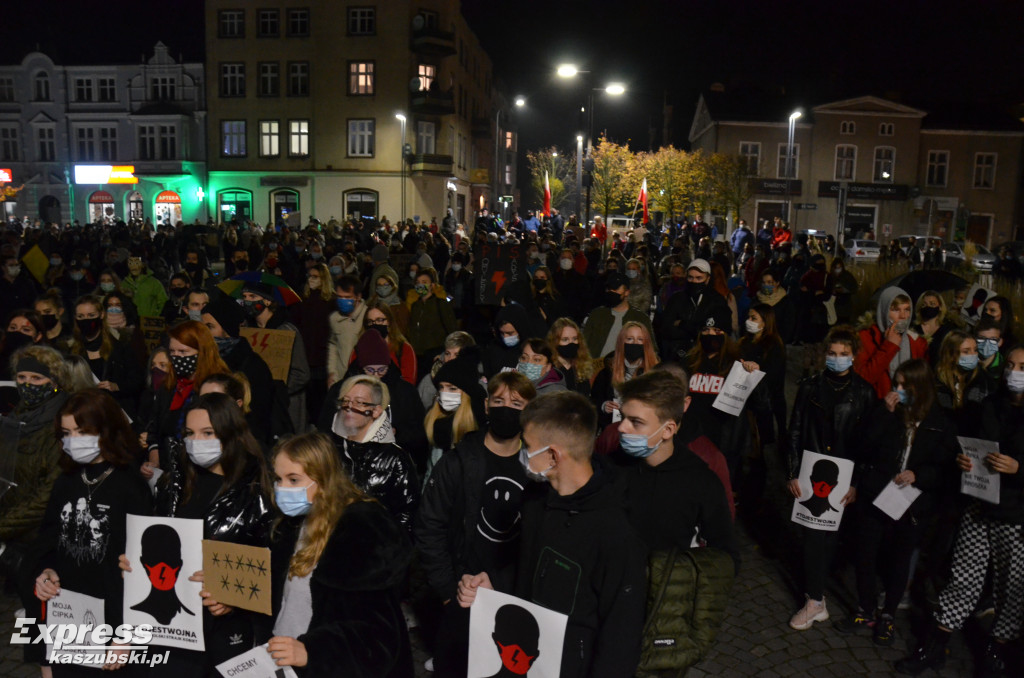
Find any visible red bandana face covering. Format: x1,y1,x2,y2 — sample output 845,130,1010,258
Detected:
496,641,536,675
144,562,181,591
812,481,836,498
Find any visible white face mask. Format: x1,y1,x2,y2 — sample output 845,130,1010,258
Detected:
185,438,223,469
745,319,763,334
438,391,462,412
308,278,321,290
559,258,573,271
63,435,101,465
1007,370,1024,394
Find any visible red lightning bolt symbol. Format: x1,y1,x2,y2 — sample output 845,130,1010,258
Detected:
491,270,507,296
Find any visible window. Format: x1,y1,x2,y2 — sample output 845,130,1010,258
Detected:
0,126,18,162
150,77,176,101
36,127,55,161
34,72,50,101
258,62,279,96
840,120,856,135
76,128,95,161
504,164,512,186
417,64,436,91
416,121,435,154
777,143,798,179
75,79,94,102
879,122,895,136
873,147,895,182
418,10,438,28
926,150,949,187
973,153,997,189
97,78,116,102
834,145,856,181
348,7,375,35
259,120,279,157
289,120,309,156
218,9,245,38
220,63,246,97
348,61,375,95
287,8,310,36
159,125,177,159
505,131,514,151
739,141,760,176
258,9,279,37
0,78,15,102
98,127,117,161
221,120,247,157
458,133,467,169
288,62,309,96
347,119,374,157
138,125,156,160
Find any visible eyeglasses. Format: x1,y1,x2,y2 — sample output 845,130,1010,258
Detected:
362,367,388,377
339,397,379,410
366,320,388,327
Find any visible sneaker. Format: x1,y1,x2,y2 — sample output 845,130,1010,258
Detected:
974,595,996,619
878,590,912,611
894,635,948,675
835,609,875,634
424,657,434,672
978,640,1005,678
873,614,896,647
789,596,829,630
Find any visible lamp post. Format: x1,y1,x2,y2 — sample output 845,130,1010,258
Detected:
493,97,525,219
786,110,801,224
395,113,407,223
575,134,583,219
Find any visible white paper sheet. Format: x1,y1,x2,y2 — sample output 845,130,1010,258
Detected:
958,437,1000,504
872,481,922,521
712,361,766,416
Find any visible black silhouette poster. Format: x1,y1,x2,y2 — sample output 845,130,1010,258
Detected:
790,451,855,532
468,588,567,678
202,540,272,615
123,515,204,650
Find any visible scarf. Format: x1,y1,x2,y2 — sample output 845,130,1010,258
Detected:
170,378,195,411
757,286,787,306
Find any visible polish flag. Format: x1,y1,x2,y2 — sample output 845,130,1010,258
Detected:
543,171,551,217
638,177,649,224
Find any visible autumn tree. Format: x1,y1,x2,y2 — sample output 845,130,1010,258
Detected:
707,153,754,218
526,146,577,212
589,136,635,222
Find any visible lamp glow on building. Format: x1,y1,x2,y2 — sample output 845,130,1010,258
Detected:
786,109,803,221
396,113,407,221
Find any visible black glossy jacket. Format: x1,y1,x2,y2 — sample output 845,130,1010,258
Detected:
331,434,419,531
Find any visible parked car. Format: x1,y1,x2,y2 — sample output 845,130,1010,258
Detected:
844,239,882,262
942,242,997,272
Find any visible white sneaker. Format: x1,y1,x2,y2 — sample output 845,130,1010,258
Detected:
424,657,434,672
789,596,829,630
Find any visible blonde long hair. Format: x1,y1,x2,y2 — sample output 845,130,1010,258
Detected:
273,433,369,578
304,263,335,302
547,317,595,381
424,390,477,448
935,330,976,409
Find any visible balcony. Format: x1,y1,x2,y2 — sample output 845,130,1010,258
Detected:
410,89,455,116
408,154,453,174
411,26,457,57
471,117,491,139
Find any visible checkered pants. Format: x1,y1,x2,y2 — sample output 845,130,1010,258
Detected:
935,501,1024,641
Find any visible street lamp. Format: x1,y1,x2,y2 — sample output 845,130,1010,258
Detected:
396,113,407,223
575,134,584,218
494,96,524,218
786,109,802,224
556,64,578,78
514,96,525,107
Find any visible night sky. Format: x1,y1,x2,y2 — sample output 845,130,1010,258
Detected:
4,0,1021,155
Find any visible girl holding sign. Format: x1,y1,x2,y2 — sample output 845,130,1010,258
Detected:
33,388,153,674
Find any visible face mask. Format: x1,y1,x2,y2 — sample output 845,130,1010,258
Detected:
519,445,553,483
502,334,519,348
185,262,201,272
275,482,316,517
266,257,278,268
415,283,430,296
242,299,266,318
761,284,774,295
107,306,123,316
1006,370,1024,393
234,259,249,271
517,361,543,382
170,286,188,298
330,265,343,276
62,434,101,464
100,282,115,293
620,421,669,459
144,562,181,591
919,306,941,321
700,333,725,354
17,381,58,407
6,265,21,277
76,317,102,337
151,367,167,390
375,284,393,297
308,278,321,290
452,263,462,272
559,258,573,270
688,281,706,298
825,355,854,373
336,297,356,314
977,338,999,358
893,319,909,334
70,271,84,282
170,353,198,378
185,438,222,469
488,406,522,440
745,319,762,334
310,251,323,260
556,342,579,360
958,354,979,371
41,314,59,331
623,343,645,363
187,309,203,321
409,270,418,279
438,391,462,412
895,387,910,405
605,291,622,307
49,257,62,267
532,278,547,292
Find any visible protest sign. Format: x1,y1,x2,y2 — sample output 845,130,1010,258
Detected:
790,451,855,532
47,588,106,668
239,327,295,381
958,437,1000,504
123,515,204,650
872,481,922,521
215,644,298,678
202,541,272,615
474,243,528,305
468,587,567,678
712,361,766,416
140,316,167,355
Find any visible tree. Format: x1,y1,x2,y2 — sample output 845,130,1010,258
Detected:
526,146,576,212
707,153,754,219
589,136,635,223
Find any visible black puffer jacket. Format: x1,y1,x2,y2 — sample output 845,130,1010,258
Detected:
331,434,419,531
978,389,1024,524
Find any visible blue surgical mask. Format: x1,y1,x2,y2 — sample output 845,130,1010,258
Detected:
825,356,854,373
620,421,669,458
502,334,519,348
336,297,356,314
517,361,543,382
958,354,979,371
977,338,999,358
330,265,343,276
762,284,774,295
519,445,552,482
895,387,910,405
1006,370,1024,393
275,482,316,517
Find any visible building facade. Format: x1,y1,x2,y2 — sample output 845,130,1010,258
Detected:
204,0,517,228
690,91,1024,246
0,43,207,225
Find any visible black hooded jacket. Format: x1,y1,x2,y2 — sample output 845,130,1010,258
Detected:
481,303,533,378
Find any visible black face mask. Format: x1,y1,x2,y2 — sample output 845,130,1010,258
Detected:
370,324,389,340
488,406,522,440
185,262,200,272
623,343,645,362
40,314,59,331
170,286,188,298
5,331,34,352
533,278,548,292
700,333,725,355
919,306,941,321
76,317,102,338
605,291,622,307
170,353,198,378
234,259,249,271
688,282,706,299
556,342,579,360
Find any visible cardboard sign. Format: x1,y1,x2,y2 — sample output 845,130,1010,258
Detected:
958,436,1000,504
202,540,272,615
47,588,106,668
140,316,167,355
473,243,528,305
960,284,995,326
123,515,204,651
239,327,295,381
21,244,49,285
468,588,568,678
215,644,298,678
712,361,766,416
791,451,855,532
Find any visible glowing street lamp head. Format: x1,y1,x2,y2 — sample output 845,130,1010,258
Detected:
789,110,802,121
552,152,558,158
514,96,526,107
576,135,583,142
557,64,578,78
395,113,406,122
605,83,626,96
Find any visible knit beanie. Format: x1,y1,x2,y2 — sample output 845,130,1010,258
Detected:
354,328,392,368
202,291,245,337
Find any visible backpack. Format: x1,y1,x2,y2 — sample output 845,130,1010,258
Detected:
636,546,735,677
